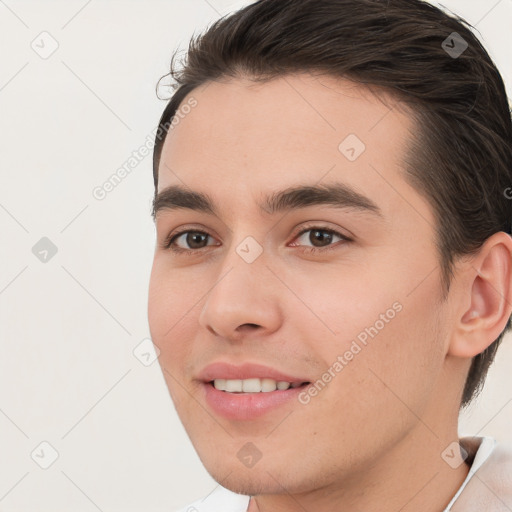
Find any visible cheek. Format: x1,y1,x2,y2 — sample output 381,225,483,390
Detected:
333,301,445,457
148,267,197,416
287,261,403,345
147,258,202,380
292,258,446,412
148,257,198,338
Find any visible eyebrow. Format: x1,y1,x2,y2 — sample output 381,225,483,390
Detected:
151,183,383,220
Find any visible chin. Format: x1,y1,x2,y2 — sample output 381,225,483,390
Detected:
200,452,331,498
205,467,287,496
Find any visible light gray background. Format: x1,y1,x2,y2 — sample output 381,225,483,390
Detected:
0,1,511,510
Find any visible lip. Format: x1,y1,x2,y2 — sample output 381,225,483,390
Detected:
197,362,308,383
201,381,310,420
197,362,311,421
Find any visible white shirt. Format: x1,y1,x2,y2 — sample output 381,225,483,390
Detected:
174,436,506,512
443,436,496,511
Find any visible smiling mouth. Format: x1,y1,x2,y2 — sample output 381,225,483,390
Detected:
209,378,311,393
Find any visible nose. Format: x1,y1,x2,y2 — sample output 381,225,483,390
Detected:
198,248,283,341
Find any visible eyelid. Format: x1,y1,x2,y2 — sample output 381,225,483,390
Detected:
287,219,354,244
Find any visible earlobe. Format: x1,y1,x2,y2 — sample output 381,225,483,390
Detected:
449,232,512,358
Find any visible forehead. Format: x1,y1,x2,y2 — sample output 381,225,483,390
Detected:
157,73,417,217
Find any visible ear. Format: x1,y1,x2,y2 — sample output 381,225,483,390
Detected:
448,232,512,358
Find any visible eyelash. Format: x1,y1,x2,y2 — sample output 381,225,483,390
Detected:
161,226,352,255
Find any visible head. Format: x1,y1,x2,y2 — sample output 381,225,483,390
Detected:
148,0,512,497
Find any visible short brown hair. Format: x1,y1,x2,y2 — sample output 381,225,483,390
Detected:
152,0,512,408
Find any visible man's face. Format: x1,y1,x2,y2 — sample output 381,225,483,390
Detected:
148,74,455,495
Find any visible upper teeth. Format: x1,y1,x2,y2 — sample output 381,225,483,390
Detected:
213,378,302,393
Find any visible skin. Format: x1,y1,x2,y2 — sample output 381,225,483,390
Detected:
148,73,512,512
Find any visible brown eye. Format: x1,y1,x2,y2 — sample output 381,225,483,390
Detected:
309,229,334,247
183,232,209,249
165,230,218,252
293,228,347,249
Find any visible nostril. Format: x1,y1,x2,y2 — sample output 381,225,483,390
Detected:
235,323,262,334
